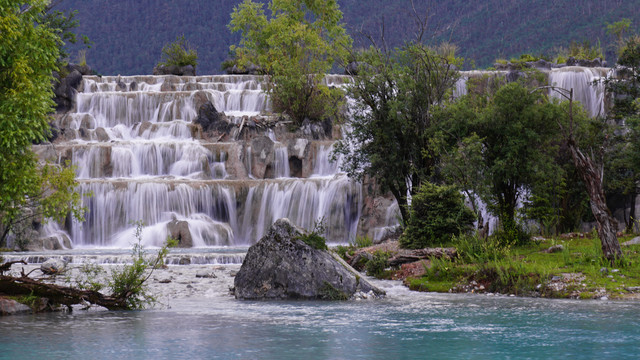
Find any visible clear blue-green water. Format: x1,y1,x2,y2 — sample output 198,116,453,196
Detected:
1,282,639,360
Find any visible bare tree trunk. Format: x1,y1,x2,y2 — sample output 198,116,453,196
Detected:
568,142,623,260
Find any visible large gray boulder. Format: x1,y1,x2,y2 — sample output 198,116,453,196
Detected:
234,218,385,300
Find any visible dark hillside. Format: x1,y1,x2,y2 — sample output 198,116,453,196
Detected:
56,0,640,75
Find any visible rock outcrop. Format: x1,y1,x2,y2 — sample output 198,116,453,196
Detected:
234,218,385,300
194,101,233,136
53,64,92,113
153,64,196,76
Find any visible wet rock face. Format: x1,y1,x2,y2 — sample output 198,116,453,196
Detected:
249,136,275,179
53,64,93,113
234,218,385,300
194,101,232,135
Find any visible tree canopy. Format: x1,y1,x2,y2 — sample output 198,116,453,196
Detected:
229,0,352,124
0,0,83,247
336,42,461,223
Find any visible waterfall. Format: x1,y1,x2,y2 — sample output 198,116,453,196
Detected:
548,67,608,118
45,75,362,248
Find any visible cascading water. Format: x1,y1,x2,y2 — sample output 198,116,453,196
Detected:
548,66,609,118
46,75,362,248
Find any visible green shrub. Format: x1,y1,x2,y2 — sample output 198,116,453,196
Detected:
400,183,475,249
158,35,197,68
108,221,169,309
365,250,390,278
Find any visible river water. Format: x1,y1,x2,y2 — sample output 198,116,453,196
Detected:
1,253,639,359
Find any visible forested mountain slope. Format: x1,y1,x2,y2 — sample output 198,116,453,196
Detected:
56,0,639,75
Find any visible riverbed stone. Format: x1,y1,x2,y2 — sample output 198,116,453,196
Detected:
195,270,217,279
40,258,67,275
0,298,31,316
234,218,385,300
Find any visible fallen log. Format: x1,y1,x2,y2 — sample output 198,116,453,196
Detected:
0,274,129,311
387,248,457,267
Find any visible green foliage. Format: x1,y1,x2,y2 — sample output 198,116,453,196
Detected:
400,183,475,249
475,258,547,295
296,219,328,250
229,0,352,124
1,162,85,249
158,35,197,68
554,40,604,61
38,5,91,64
603,35,640,231
352,236,372,248
70,263,105,292
165,236,179,248
107,221,169,309
607,19,633,55
365,250,389,278
452,233,512,263
0,2,87,247
473,82,562,233
336,42,462,223
46,2,640,75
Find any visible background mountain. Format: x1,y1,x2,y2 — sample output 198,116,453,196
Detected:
56,0,640,75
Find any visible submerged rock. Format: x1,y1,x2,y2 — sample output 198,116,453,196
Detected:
234,218,385,300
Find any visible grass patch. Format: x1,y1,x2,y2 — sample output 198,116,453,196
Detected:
406,277,455,292
407,232,640,299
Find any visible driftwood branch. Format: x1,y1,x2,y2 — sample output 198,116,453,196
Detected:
0,260,27,275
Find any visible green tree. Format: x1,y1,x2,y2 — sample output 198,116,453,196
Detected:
473,82,561,240
336,42,462,223
0,0,83,247
228,0,352,124
39,1,92,64
606,18,633,56
158,35,197,68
